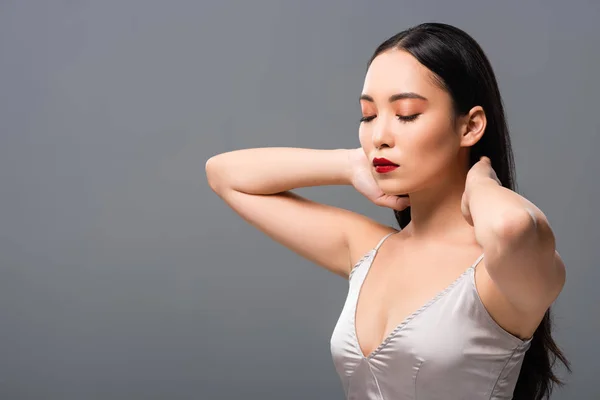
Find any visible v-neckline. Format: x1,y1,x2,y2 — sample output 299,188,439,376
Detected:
352,252,484,360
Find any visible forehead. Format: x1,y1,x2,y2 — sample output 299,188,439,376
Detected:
362,49,440,97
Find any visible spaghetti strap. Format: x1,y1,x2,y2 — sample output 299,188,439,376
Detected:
374,230,399,252
471,253,485,270
348,231,397,280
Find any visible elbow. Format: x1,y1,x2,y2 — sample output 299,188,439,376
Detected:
552,251,567,297
492,208,556,251
205,155,224,195
493,209,536,241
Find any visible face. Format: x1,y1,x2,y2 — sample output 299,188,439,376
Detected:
359,49,468,196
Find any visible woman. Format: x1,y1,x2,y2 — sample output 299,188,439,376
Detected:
206,22,570,399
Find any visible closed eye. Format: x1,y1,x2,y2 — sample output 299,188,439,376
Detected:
359,115,376,123
397,114,420,123
359,114,421,123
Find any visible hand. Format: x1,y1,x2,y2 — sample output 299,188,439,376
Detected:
461,156,501,225
347,148,411,211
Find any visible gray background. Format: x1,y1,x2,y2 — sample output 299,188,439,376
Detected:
1,1,598,399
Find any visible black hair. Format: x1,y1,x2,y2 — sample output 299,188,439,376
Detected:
367,22,571,399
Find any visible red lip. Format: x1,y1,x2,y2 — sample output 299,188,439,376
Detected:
372,157,399,174
374,165,398,173
372,157,399,166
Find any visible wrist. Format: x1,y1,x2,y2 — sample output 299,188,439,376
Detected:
343,148,363,185
466,176,500,204
468,175,500,190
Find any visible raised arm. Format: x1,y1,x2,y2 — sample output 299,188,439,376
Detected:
205,147,402,278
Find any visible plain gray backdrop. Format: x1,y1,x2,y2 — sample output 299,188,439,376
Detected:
1,1,598,399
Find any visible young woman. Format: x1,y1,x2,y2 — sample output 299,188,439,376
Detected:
205,22,570,400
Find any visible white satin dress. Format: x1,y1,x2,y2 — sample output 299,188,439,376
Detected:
330,231,533,399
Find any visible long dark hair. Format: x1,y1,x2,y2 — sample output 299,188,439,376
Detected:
367,23,571,399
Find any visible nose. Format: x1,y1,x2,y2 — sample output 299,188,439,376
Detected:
372,116,395,149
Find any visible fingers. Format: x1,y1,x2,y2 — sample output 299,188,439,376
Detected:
375,195,411,211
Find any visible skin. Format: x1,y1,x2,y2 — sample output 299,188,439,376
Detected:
206,48,565,359
355,49,564,356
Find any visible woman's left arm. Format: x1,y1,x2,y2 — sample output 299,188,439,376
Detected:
461,157,566,314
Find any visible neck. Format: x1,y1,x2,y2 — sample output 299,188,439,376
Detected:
404,165,476,245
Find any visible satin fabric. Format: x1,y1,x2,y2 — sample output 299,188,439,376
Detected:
330,232,532,400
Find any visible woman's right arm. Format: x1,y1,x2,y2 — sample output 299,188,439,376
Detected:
205,147,396,278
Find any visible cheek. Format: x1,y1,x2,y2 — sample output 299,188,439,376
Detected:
358,127,371,151
404,121,458,169
413,130,454,154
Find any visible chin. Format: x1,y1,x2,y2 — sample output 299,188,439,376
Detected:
377,181,413,197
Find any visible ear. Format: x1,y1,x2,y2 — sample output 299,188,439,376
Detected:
458,106,486,147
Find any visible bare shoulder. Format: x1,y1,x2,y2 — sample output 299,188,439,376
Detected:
216,185,401,279
344,214,399,274
474,250,566,341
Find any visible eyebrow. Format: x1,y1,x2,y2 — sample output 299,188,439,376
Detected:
360,92,428,103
